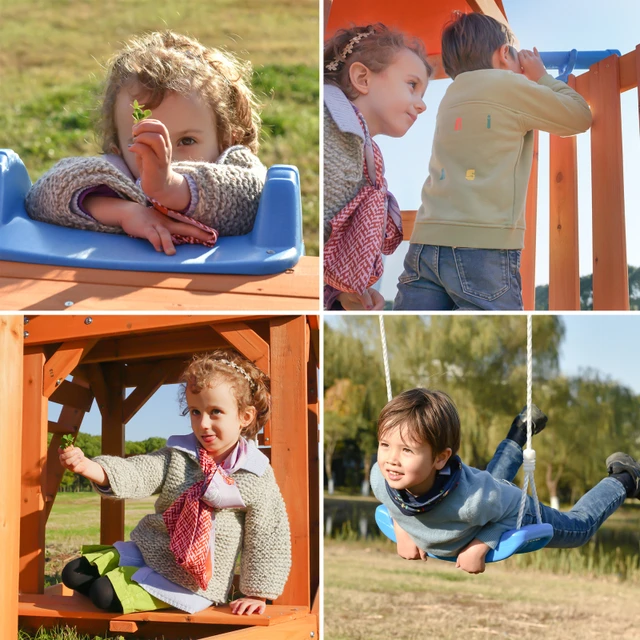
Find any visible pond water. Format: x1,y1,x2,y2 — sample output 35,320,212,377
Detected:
325,496,640,558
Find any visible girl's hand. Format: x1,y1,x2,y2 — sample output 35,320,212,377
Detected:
455,538,490,574
230,597,267,616
337,288,385,311
59,445,92,475
518,47,546,82
129,119,190,210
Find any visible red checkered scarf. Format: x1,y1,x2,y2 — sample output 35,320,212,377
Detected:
149,198,219,248
324,110,403,295
163,447,234,589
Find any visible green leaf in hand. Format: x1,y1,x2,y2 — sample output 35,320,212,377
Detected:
132,99,152,123
61,434,75,449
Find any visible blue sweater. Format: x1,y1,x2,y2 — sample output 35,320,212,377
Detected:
371,461,523,556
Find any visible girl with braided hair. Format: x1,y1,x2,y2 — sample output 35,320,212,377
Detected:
58,349,291,616
27,31,266,256
323,23,432,310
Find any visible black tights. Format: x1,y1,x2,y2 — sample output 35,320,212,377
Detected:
61,557,123,613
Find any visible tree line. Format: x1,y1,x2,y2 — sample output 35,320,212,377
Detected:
325,316,640,505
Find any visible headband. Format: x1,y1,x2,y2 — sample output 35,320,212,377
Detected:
326,30,374,72
219,359,257,391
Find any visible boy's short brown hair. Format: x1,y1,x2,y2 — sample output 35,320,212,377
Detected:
441,12,516,79
377,388,461,456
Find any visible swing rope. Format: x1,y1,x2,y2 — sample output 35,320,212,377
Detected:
379,315,544,529
516,315,543,528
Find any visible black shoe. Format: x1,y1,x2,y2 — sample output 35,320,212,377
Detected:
606,452,640,499
511,404,548,436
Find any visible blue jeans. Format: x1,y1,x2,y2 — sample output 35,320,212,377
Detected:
394,244,523,311
487,439,627,548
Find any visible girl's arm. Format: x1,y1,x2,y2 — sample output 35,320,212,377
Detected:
59,445,108,486
172,147,266,237
239,467,292,602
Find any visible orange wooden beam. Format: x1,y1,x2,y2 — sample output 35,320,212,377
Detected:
49,379,94,412
42,340,98,398
521,131,539,311
213,322,270,374
20,351,48,595
122,363,178,424
0,316,24,640
270,316,310,609
590,55,629,310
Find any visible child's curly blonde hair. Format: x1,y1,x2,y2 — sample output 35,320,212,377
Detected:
178,349,270,440
99,31,261,155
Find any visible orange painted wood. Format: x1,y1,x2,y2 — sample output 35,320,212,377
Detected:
110,620,139,633
85,363,110,417
0,257,320,312
637,46,640,134
123,364,172,424
42,340,98,398
82,327,227,364
401,210,417,241
122,358,189,387
590,55,629,310
521,131,539,311
0,316,24,640
306,355,320,607
23,315,267,346
210,614,318,639
619,46,639,93
20,351,48,594
49,379,94,412
18,593,308,626
269,317,310,608
100,363,125,545
213,322,270,374
549,94,580,311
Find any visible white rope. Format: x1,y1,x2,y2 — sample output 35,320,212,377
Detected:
516,315,543,528
379,316,393,403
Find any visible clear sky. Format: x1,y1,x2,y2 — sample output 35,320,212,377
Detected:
377,0,640,299
325,314,640,395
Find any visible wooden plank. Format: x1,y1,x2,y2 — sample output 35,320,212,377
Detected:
521,130,539,311
619,46,638,94
82,326,227,364
123,363,174,424
213,322,270,373
549,81,580,311
49,379,94,412
269,317,310,608
637,46,640,134
0,257,320,312
306,352,320,609
24,315,267,346
0,316,24,640
122,358,190,388
84,363,110,416
42,340,98,398
401,210,417,241
100,363,126,545
44,378,92,515
20,351,48,594
590,55,629,310
210,614,318,639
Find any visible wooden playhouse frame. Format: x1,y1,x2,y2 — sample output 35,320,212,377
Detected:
0,314,320,639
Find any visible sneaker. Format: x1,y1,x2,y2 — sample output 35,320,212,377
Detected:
511,404,548,436
606,452,640,499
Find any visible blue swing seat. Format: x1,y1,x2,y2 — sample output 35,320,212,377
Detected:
0,149,303,275
375,504,553,563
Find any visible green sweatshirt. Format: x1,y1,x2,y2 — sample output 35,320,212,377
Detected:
411,70,592,250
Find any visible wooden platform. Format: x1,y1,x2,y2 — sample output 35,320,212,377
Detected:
19,592,314,639
0,257,320,311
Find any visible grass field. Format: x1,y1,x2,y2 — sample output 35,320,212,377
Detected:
0,0,319,254
325,540,640,640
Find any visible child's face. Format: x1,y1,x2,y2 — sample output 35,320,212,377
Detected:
186,379,255,463
114,86,221,177
377,425,451,496
353,48,428,138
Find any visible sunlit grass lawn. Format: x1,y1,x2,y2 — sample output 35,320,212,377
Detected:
0,0,319,254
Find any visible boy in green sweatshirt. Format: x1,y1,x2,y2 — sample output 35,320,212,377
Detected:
394,12,592,311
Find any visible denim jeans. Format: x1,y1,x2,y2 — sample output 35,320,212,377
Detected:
486,438,627,548
394,244,523,311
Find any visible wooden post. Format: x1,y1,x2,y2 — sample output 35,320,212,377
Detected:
521,131,539,310
549,75,580,311
100,363,126,545
20,351,48,594
0,316,24,640
269,316,310,608
590,55,629,310
306,337,320,605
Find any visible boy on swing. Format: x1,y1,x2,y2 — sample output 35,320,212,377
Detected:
371,388,640,574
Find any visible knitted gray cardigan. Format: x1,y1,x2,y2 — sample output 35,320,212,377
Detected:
25,146,266,237
93,445,291,604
